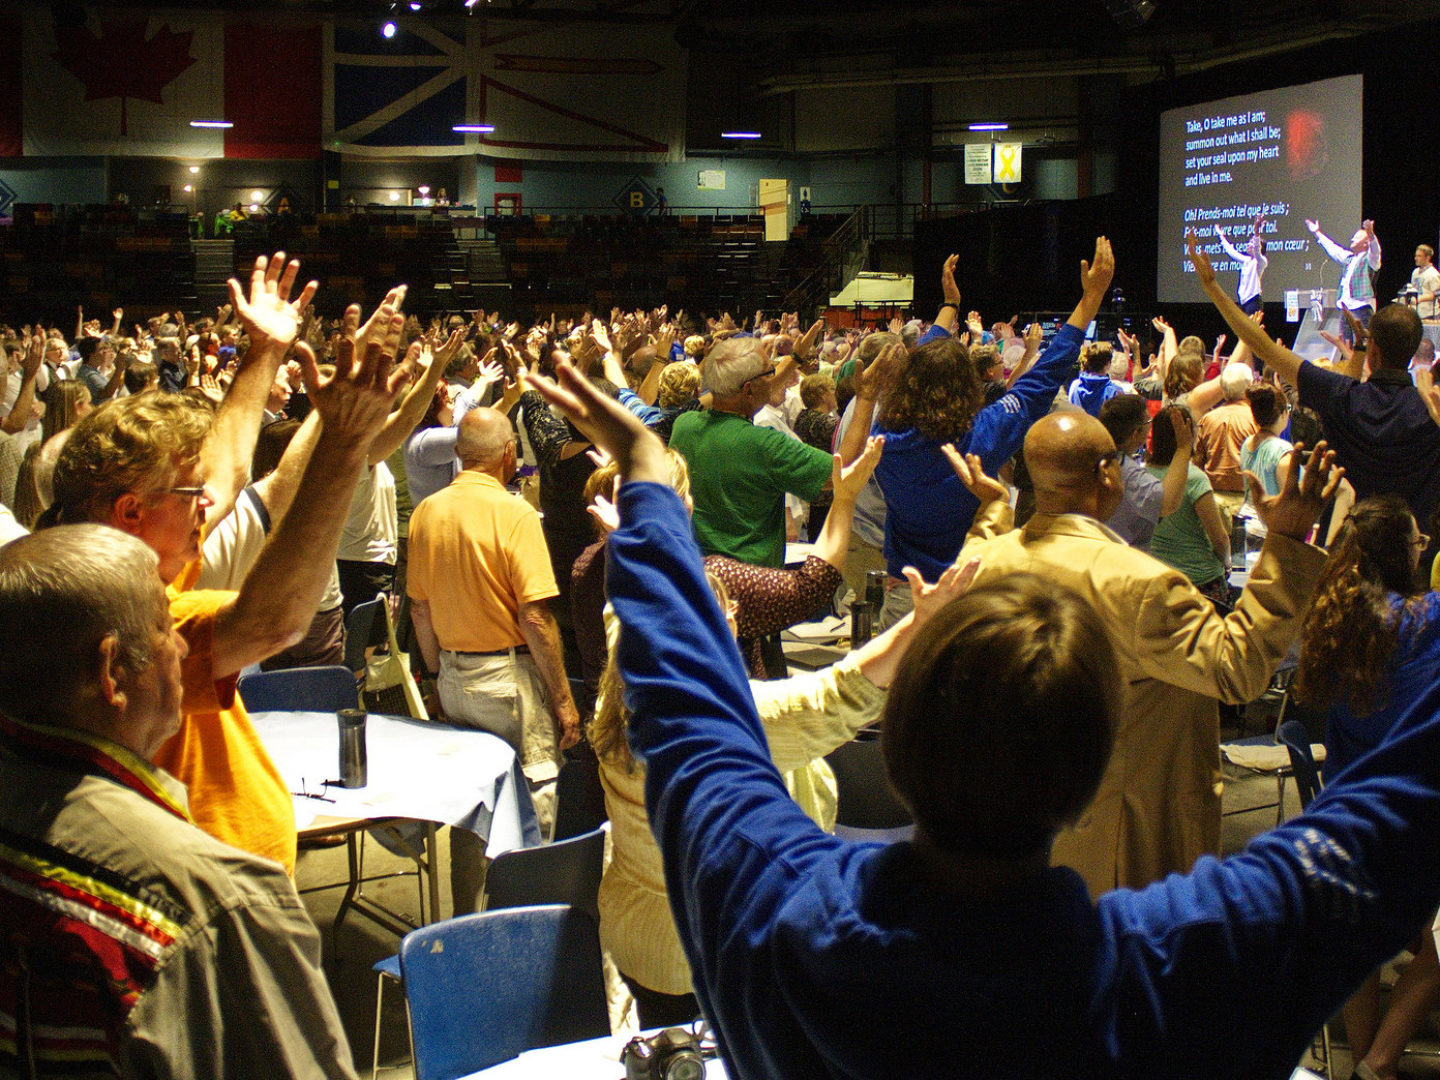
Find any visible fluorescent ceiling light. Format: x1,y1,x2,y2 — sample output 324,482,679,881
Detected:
721,131,762,139
189,120,233,129
453,124,495,133
968,123,1009,131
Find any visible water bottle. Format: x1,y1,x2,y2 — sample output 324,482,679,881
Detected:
864,569,887,612
850,601,873,649
338,709,368,789
1230,514,1249,570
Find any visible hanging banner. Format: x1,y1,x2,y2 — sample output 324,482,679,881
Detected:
963,144,991,185
993,142,1023,183
326,15,686,162
14,4,322,159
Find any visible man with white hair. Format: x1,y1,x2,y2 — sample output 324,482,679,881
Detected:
0,526,357,1078
407,406,581,912
1194,362,1258,518
669,337,832,567
1307,216,1382,340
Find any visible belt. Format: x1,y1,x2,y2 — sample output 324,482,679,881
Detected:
449,644,529,657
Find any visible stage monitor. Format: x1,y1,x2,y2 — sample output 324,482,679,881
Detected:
1157,74,1362,303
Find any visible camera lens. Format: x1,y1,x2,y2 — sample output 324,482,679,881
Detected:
661,1049,705,1080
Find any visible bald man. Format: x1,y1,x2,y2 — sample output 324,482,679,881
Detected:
407,407,580,912
950,411,1337,895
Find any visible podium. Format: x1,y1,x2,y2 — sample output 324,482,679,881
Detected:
1286,287,1343,365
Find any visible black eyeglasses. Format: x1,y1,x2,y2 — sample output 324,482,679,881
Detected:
745,365,777,384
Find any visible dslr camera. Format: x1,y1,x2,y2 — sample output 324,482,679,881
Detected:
621,1025,706,1080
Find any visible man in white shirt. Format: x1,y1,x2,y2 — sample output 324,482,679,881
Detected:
1306,216,1382,341
1412,243,1440,321
1217,214,1269,315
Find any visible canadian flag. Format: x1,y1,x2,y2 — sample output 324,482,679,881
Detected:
1,6,320,159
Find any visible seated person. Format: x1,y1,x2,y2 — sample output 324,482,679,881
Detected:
523,359,1440,1080
1098,394,1189,551
0,526,357,1079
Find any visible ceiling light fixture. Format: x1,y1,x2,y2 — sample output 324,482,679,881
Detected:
381,21,397,38
189,120,233,129
968,123,1010,131
721,131,762,140
453,123,495,133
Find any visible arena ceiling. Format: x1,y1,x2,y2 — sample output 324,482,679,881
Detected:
36,0,1440,87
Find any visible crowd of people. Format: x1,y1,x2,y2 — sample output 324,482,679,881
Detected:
5,223,1440,1078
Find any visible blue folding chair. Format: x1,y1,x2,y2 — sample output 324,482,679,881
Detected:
371,826,609,1078
1277,719,1325,809
399,904,609,1080
236,664,359,713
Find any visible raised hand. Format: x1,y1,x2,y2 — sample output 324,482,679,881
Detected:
1185,230,1218,291
833,436,884,503
1247,441,1343,542
525,360,668,487
941,253,961,305
856,341,907,401
941,446,1008,505
227,251,320,354
905,555,982,627
297,297,409,448
1305,218,1320,234
1080,236,1114,297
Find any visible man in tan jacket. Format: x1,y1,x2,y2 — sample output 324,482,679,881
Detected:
947,411,1340,896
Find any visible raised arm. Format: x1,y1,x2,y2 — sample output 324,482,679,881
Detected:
212,298,407,678
365,326,461,466
0,335,41,436
1004,322,1043,389
1160,409,1193,519
204,253,318,528
837,343,905,466
934,254,961,336
1216,228,1244,265
1189,230,1304,387
1365,218,1381,270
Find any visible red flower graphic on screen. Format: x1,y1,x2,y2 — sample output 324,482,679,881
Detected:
1286,109,1330,181
52,19,197,136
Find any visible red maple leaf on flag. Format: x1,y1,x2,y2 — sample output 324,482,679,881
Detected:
51,18,197,137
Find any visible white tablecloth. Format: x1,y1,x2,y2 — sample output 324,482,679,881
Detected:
459,1031,728,1079
250,710,540,856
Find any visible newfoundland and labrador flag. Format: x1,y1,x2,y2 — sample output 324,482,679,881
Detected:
326,10,686,162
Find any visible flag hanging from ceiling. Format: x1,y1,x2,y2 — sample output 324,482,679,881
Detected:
326,12,686,162
12,4,322,159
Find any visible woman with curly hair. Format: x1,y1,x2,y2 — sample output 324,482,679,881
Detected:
1295,494,1440,1080
844,241,1113,627
1297,495,1436,779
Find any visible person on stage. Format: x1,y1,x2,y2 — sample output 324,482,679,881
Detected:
1306,216,1382,342
1412,243,1440,321
1217,214,1268,315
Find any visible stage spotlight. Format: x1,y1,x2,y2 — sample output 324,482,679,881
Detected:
381,21,397,38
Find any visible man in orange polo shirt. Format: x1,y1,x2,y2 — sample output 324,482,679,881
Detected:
408,405,580,913
41,256,408,875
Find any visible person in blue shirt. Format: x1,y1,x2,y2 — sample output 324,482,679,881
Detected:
841,239,1113,628
528,355,1440,1080
1068,341,1124,417
1297,494,1440,1080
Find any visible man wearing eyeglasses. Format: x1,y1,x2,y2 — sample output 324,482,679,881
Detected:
669,337,832,569
38,255,407,875
951,409,1337,896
